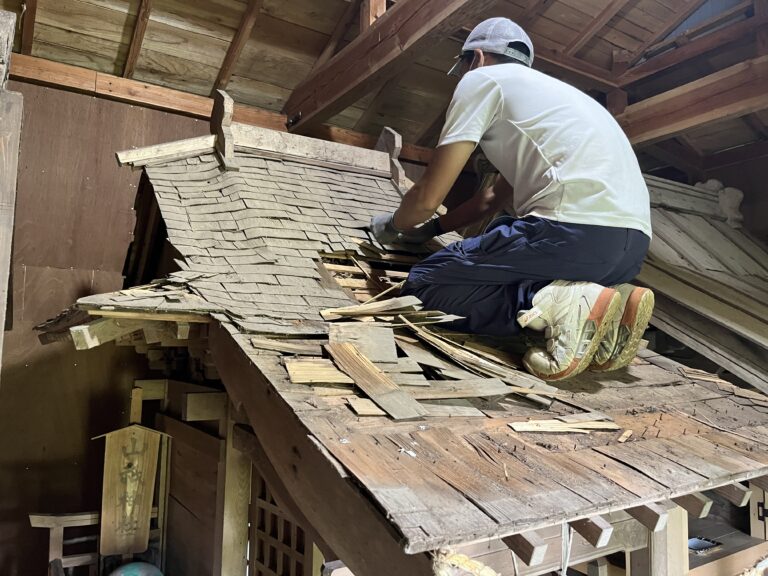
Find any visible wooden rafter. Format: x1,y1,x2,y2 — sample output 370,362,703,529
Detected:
517,0,556,28
208,323,435,576
20,0,37,55
360,0,386,34
283,0,498,133
641,139,704,182
705,139,768,170
619,12,768,86
564,0,629,56
313,0,362,70
743,113,768,139
213,0,261,92
626,0,710,66
616,55,768,145
123,0,152,78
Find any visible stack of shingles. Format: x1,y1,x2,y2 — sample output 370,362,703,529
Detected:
144,153,408,335
261,295,562,421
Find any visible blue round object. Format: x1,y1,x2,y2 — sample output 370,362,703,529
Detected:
108,562,163,576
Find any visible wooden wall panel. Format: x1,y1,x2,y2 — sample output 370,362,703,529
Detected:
0,80,207,576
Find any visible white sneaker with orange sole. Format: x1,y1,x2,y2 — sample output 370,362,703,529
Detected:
590,283,655,372
517,280,622,381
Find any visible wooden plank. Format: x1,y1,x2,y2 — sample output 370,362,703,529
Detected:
156,413,221,459
672,492,712,518
321,295,422,320
569,516,613,548
712,482,752,507
70,318,144,350
134,379,167,401
502,531,548,566
213,0,260,91
250,336,323,356
329,322,398,363
347,396,386,416
0,88,22,373
688,540,768,576
283,0,498,132
285,358,355,385
618,54,768,144
99,425,161,555
86,309,212,323
123,0,151,78
409,379,514,400
130,387,143,424
182,392,228,422
326,342,426,420
20,0,37,55
210,326,435,573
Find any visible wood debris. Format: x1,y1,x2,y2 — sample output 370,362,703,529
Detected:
509,419,620,434
284,358,354,385
320,295,422,320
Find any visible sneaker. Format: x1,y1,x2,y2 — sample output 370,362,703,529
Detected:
590,284,655,372
517,280,622,381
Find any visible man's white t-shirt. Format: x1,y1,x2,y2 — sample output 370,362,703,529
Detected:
439,64,652,237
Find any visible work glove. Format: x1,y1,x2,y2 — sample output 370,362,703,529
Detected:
369,213,403,245
398,218,444,245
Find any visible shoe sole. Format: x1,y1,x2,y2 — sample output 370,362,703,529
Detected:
525,288,623,381
591,288,655,372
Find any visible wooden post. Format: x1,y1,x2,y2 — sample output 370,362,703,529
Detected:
211,89,239,171
0,10,22,381
212,402,252,576
629,506,688,576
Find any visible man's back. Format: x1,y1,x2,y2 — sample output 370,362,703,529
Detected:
439,64,652,237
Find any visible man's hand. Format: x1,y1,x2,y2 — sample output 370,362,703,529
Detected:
398,218,443,245
369,213,402,244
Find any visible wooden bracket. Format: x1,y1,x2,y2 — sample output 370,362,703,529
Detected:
673,492,713,519
211,89,240,171
502,530,548,566
70,318,144,350
569,516,614,548
375,126,409,194
713,482,753,507
626,502,671,532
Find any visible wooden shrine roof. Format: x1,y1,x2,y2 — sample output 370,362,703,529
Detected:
63,126,768,556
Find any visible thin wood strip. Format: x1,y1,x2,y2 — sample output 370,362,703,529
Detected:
213,0,261,91
123,0,152,78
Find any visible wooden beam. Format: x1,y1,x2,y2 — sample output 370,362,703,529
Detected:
642,139,705,182
283,0,498,133
626,0,710,66
213,0,260,92
619,14,768,86
626,503,670,532
502,531,548,566
569,516,613,548
9,54,436,165
20,0,37,55
672,492,712,518
360,0,386,34
181,392,228,422
0,11,21,376
705,139,768,170
123,0,151,78
70,318,144,350
713,482,752,507
208,322,434,576
564,0,629,56
517,0,556,28
616,55,768,145
314,0,362,70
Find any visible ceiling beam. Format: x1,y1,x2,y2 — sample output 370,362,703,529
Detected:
313,0,362,71
283,0,498,133
743,113,768,139
641,139,705,182
20,0,37,55
705,139,768,170
213,0,260,92
360,0,387,34
123,0,152,78
616,55,768,145
619,13,767,86
626,0,710,67
517,0,556,28
564,0,629,56
9,53,435,165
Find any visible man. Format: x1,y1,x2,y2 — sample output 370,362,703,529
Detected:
370,17,654,382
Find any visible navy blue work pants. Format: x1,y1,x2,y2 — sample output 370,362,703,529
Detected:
402,216,650,336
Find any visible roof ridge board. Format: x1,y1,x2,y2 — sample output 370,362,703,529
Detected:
231,123,391,176
116,135,217,167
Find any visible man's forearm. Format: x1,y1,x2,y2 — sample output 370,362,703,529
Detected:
392,183,440,230
437,185,502,233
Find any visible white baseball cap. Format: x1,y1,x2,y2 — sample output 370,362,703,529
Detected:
448,17,534,76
